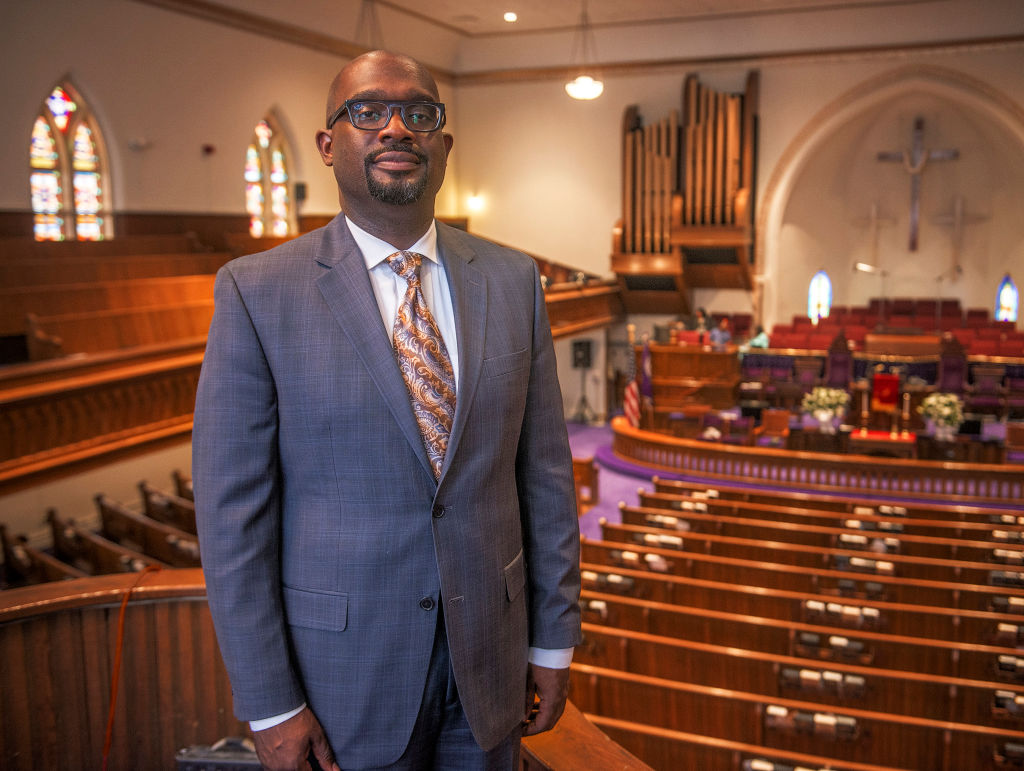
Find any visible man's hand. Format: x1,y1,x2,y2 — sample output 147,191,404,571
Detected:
252,707,340,771
522,663,570,736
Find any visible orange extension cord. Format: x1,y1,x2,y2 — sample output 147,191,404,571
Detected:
101,564,162,771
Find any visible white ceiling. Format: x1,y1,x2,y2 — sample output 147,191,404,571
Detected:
380,0,944,36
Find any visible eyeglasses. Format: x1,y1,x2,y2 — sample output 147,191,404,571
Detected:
327,100,446,132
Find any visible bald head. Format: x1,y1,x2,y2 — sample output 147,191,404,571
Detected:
326,51,440,125
314,49,453,247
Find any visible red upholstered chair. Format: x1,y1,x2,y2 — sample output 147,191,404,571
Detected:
970,338,1000,356
965,309,990,327
808,333,835,351
950,327,974,344
999,339,1024,357
915,299,938,319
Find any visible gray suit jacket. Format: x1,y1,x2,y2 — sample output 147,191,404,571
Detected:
193,214,582,767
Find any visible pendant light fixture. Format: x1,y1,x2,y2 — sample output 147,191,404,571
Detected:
565,0,604,100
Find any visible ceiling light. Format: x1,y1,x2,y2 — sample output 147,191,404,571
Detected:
565,0,603,101
503,11,517,23
565,75,604,100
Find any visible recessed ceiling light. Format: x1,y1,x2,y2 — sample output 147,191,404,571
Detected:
503,11,518,23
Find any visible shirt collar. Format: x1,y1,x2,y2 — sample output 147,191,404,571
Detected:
344,216,438,271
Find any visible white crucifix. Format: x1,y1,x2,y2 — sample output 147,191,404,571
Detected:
931,195,987,276
852,201,896,268
876,117,959,252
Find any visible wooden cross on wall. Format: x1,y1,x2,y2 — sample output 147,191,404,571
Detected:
877,116,959,252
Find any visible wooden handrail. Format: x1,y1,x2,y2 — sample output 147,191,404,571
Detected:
0,570,649,771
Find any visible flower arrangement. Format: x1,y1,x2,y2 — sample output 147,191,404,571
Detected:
917,392,964,428
800,387,851,422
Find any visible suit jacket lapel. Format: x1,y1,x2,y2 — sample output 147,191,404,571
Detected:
437,225,487,482
314,215,435,480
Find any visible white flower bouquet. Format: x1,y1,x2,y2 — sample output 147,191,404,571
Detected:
800,387,851,422
917,392,963,428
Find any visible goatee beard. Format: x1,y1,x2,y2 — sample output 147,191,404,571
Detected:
364,145,429,205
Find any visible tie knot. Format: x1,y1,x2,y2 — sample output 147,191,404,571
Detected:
386,251,424,285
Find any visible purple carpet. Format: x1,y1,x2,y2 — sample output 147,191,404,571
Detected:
567,420,650,540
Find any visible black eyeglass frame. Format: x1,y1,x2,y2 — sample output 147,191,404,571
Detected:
326,100,447,132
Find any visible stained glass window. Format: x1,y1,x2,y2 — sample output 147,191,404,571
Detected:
29,82,111,241
996,275,1019,323
808,270,832,323
245,115,295,238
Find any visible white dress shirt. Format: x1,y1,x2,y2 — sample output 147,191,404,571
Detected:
250,217,571,731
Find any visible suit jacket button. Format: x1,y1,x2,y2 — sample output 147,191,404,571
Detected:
419,597,435,611
432,504,445,519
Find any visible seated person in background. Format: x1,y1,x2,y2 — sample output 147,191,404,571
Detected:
686,307,709,332
746,324,769,349
709,317,732,347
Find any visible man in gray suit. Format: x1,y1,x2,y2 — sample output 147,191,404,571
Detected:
193,50,582,770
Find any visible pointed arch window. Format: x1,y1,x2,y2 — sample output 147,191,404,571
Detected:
808,270,832,323
996,274,1019,323
245,115,296,238
29,82,111,241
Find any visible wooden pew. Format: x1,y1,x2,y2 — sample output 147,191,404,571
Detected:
0,524,87,585
651,476,1023,526
618,502,1010,563
590,712,912,771
95,494,200,567
577,622,1024,724
599,519,1017,585
0,233,197,260
27,301,215,358
579,590,1022,683
172,469,193,501
570,662,1024,770
0,251,232,287
47,509,162,575
573,456,599,515
138,481,196,534
582,533,1024,615
578,555,1024,644
0,275,216,336
637,489,1024,542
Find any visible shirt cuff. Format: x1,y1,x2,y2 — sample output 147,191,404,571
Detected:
250,703,306,732
529,646,574,669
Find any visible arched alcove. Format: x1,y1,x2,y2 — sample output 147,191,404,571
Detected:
757,65,1024,328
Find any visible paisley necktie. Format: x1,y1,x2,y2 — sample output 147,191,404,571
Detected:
385,251,457,479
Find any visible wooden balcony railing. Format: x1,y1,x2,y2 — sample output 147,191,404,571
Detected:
0,570,650,771
611,416,1024,505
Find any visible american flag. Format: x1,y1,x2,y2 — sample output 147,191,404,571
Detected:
624,336,653,427
623,346,640,427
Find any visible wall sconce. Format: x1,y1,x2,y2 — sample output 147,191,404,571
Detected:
565,1,603,100
467,194,485,213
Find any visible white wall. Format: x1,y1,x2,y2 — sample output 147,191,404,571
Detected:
2,0,1023,442
1,0,456,218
